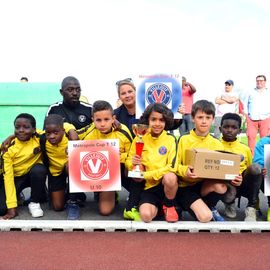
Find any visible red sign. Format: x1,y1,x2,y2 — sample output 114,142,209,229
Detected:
68,139,121,192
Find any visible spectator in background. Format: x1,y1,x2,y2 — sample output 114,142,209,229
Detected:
20,77,28,83
179,76,196,136
214,80,239,138
242,75,270,155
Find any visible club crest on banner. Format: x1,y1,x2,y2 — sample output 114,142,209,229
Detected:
80,151,109,180
68,139,121,192
136,73,182,119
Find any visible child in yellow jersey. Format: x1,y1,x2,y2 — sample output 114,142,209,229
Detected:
176,100,242,222
0,113,47,219
79,100,135,217
42,114,79,215
220,113,262,221
126,103,179,223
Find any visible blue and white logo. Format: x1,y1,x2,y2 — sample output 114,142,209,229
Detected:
146,82,172,106
137,74,182,118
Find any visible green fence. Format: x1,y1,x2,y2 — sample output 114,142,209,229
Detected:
0,82,61,142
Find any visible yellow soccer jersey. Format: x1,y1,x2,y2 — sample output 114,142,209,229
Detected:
3,135,42,208
43,124,75,176
221,139,252,174
125,130,178,190
76,123,95,140
45,135,68,176
177,130,224,187
82,124,132,163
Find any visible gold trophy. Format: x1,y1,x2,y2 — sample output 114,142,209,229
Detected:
128,124,149,178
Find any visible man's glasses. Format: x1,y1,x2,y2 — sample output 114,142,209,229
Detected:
115,78,133,86
256,79,265,82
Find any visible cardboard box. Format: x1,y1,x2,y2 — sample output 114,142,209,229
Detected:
185,148,241,180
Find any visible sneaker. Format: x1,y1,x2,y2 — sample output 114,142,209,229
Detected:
28,202,44,218
267,208,270,222
163,205,178,223
66,202,80,220
211,207,225,222
123,208,141,221
224,202,237,218
244,207,257,222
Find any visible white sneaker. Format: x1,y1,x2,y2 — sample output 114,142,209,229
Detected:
244,207,256,222
224,202,237,218
28,202,44,218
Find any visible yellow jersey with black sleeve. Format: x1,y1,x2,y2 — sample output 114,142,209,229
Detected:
177,130,224,187
221,138,252,174
76,123,95,140
83,124,132,164
125,130,178,190
3,135,42,209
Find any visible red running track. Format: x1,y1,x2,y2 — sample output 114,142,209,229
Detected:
0,232,270,270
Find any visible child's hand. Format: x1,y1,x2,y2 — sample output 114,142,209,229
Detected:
0,208,17,220
113,119,121,131
262,168,267,176
186,165,197,178
132,154,142,166
231,175,242,186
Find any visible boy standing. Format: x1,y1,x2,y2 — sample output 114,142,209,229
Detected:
220,113,262,221
176,100,239,222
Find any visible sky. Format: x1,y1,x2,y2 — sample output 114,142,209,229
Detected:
1,0,270,104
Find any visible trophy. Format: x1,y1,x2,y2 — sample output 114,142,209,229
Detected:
128,124,149,178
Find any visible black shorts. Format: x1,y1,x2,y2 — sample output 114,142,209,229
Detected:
176,182,203,210
48,171,67,192
139,183,164,208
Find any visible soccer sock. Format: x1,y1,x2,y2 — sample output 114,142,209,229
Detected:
126,181,144,211
203,192,223,208
163,197,175,207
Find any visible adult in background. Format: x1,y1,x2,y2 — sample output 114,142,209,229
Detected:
242,75,270,155
179,76,196,136
114,78,138,138
46,76,92,219
46,76,92,129
214,80,239,138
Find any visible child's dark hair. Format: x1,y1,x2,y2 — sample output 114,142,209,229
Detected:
14,113,36,128
221,113,242,128
139,103,174,130
191,100,216,118
93,100,113,115
44,114,64,128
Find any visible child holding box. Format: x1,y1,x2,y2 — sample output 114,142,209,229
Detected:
176,100,242,222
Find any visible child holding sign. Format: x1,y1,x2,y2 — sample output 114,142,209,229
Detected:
79,100,138,217
125,103,179,223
